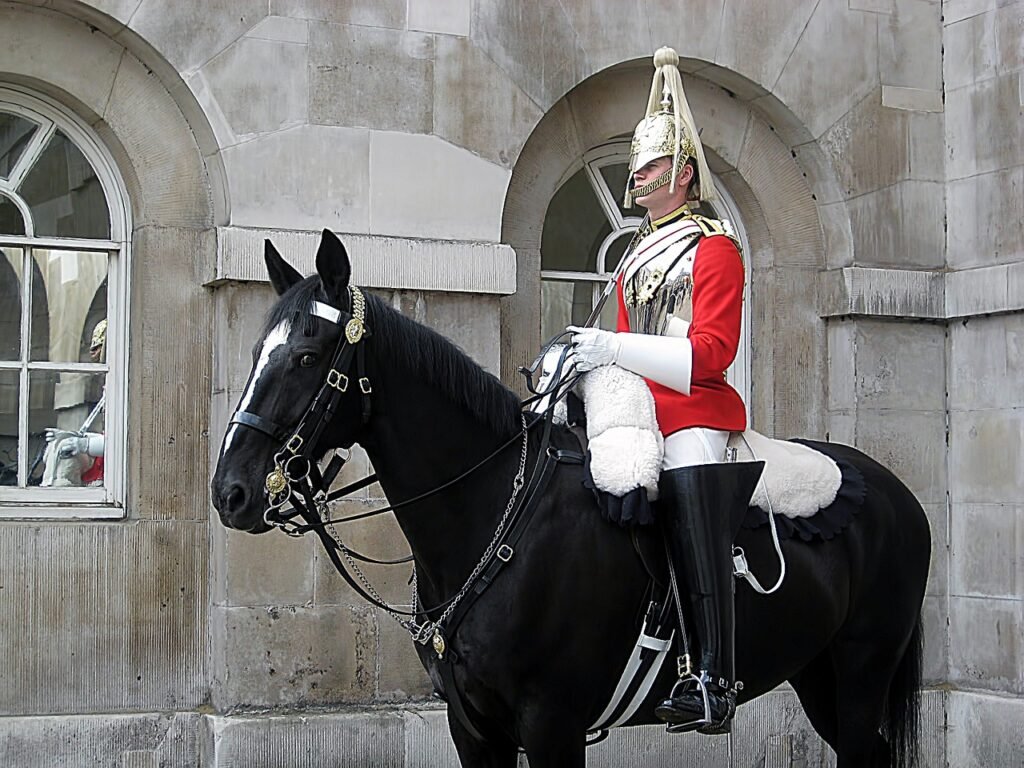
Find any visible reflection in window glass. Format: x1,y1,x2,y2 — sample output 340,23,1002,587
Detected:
0,369,18,486
541,169,611,273
30,250,108,363
0,247,22,360
603,231,635,274
29,369,106,488
0,194,25,235
541,279,618,341
0,111,36,179
20,129,109,239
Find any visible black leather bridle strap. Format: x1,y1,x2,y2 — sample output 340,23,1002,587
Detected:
228,410,290,442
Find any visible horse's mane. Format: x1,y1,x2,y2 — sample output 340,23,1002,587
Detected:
365,292,522,438
261,277,521,438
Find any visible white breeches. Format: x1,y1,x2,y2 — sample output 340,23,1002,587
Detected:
662,427,730,470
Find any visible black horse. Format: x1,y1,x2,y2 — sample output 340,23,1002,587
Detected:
211,230,931,768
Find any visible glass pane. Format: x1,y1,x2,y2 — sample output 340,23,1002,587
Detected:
541,168,612,273
599,162,635,220
0,247,23,360
29,249,108,363
0,193,26,235
19,129,110,239
0,369,18,486
28,369,106,488
542,279,600,340
0,111,37,179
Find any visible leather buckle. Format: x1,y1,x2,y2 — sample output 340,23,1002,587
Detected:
327,369,349,392
285,434,303,454
496,544,514,563
359,377,372,394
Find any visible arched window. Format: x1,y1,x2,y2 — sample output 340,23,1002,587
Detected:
540,140,751,406
0,87,129,515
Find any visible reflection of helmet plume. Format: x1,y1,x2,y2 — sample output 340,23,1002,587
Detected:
90,319,107,351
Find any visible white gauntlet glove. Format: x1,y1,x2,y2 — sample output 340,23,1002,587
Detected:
567,326,621,371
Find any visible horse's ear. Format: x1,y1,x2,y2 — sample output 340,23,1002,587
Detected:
315,228,352,304
264,240,303,296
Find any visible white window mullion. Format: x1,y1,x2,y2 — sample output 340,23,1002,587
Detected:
6,119,55,192
16,367,27,487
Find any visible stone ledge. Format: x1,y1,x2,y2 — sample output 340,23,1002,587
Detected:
208,227,517,295
819,263,1024,319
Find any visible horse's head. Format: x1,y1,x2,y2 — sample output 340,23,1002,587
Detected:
211,229,369,533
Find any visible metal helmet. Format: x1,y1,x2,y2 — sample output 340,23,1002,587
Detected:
625,47,717,207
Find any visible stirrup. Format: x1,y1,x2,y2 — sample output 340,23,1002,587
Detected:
662,671,739,735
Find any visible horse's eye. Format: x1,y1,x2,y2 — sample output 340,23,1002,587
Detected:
299,353,318,368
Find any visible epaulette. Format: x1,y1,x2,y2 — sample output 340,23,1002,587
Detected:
687,214,742,250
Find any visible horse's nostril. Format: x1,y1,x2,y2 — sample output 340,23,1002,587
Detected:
224,484,247,514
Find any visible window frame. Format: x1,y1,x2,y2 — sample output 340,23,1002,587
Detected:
0,85,131,518
540,139,751,411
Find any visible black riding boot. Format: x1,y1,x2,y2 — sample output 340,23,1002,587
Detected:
654,460,764,733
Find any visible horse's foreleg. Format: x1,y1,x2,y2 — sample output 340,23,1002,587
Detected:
447,715,519,768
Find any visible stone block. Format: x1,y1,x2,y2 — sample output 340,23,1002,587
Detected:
817,266,945,319
921,594,948,684
947,165,1024,269
827,319,857,411
245,14,309,44
881,86,943,112
128,0,267,74
924,502,948,597
204,710,406,766
853,319,946,411
472,0,590,109
949,408,1024,504
51,0,143,35
221,526,316,608
821,91,909,197
556,0,652,73
819,201,856,268
211,603,377,711
949,595,1023,693
183,69,239,153
309,23,433,133
222,125,370,232
949,312,1024,410
103,53,214,229
716,0,819,93
270,0,406,28
433,36,543,168
947,690,1024,767
847,181,945,268
201,37,308,141
0,712,199,768
854,409,947,504
368,131,509,241
826,409,857,444
951,503,1023,599
409,0,471,36
879,0,942,90
211,281,278,396
944,1,1024,89
376,612,434,701
946,73,1024,180
0,521,207,715
678,76,752,173
774,1,880,138
0,6,124,119
129,226,215,521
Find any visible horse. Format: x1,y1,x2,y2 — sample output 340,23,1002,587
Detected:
211,229,931,768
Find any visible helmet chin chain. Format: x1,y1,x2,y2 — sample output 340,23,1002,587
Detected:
630,167,674,200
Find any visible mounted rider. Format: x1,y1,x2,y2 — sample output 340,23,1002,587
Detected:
569,47,763,733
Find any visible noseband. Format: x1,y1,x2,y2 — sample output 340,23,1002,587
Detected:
227,286,372,530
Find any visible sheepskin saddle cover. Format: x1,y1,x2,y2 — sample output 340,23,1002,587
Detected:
570,367,841,519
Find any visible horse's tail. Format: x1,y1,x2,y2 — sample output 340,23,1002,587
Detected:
886,612,923,767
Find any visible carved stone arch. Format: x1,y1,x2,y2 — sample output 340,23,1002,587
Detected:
502,60,845,439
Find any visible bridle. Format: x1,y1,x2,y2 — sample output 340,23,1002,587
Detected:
228,286,373,533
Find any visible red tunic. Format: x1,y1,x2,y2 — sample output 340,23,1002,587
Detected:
617,233,747,436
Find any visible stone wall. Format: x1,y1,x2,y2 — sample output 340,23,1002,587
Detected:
1,0,1022,764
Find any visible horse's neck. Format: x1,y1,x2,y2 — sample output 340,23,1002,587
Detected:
363,378,520,601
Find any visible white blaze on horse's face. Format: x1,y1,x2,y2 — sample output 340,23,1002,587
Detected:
222,319,292,455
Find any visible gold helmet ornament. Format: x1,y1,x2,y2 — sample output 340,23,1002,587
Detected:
625,47,718,208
